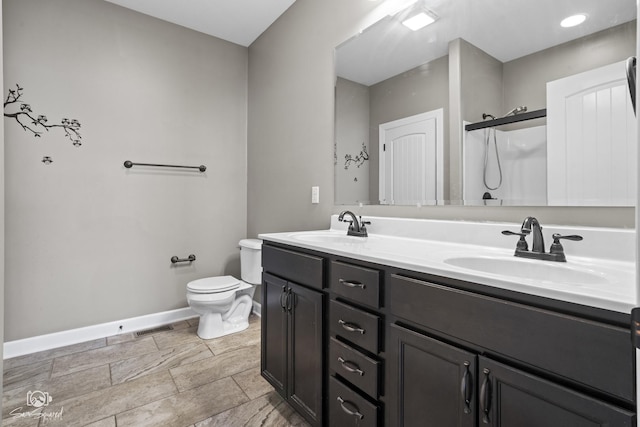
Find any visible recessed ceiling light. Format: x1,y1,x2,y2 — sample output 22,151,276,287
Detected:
402,11,436,31
560,13,587,28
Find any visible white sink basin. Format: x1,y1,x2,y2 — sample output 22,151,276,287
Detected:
443,256,608,286
289,231,368,244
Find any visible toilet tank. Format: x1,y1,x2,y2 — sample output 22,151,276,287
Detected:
239,239,263,284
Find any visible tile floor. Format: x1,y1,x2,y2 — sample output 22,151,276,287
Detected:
2,315,311,427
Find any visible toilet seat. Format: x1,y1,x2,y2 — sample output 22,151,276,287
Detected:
187,275,240,294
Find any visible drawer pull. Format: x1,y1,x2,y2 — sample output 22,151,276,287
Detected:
337,396,364,420
338,319,366,334
338,357,365,376
461,361,473,414
339,278,366,289
480,368,492,424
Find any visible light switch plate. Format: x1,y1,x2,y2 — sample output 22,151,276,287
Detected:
311,186,319,203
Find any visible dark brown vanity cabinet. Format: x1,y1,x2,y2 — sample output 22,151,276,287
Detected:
388,323,635,426
261,245,325,427
328,260,384,427
387,274,636,427
260,241,636,427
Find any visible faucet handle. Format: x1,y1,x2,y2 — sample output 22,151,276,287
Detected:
552,233,583,242
501,230,529,251
550,233,583,253
359,216,371,226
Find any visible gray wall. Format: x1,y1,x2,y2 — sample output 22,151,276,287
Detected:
459,40,503,125
248,0,635,232
369,56,449,203
4,0,248,341
247,0,382,236
0,0,5,401
335,77,370,205
450,39,503,199
504,21,637,114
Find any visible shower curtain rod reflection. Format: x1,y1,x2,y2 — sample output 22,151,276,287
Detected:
465,108,547,132
123,160,207,172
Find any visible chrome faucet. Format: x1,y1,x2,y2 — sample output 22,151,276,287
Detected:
521,216,545,254
502,217,583,262
338,210,370,237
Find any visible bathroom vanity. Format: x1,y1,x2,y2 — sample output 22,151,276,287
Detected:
259,216,637,427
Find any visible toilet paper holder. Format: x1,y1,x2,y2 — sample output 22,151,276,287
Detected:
171,254,196,264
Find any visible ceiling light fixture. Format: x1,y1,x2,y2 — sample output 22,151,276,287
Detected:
402,10,436,31
560,13,587,28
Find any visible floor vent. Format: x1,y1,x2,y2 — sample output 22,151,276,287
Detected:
135,325,174,337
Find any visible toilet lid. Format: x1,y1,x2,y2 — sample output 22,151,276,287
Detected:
187,276,240,294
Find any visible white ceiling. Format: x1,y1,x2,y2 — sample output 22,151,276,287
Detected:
337,0,637,86
104,0,297,47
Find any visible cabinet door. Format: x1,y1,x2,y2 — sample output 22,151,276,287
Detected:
387,324,477,427
261,273,288,397
288,281,324,427
478,357,635,427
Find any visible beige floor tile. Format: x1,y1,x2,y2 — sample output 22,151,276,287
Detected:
3,316,274,427
106,332,136,346
2,410,41,427
170,344,260,392
51,337,157,378
84,416,116,427
110,342,213,384
107,321,191,346
205,324,260,356
194,391,310,427
41,370,177,427
153,326,202,350
4,339,107,371
232,367,273,400
115,377,248,427
3,365,111,419
3,360,52,392
170,320,193,331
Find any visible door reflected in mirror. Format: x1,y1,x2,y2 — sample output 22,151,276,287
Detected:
334,0,637,206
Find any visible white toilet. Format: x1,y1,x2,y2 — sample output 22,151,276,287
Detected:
186,239,262,339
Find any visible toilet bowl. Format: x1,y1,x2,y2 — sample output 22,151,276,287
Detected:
186,239,262,339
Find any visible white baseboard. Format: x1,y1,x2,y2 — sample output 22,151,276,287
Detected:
252,301,261,317
4,307,197,359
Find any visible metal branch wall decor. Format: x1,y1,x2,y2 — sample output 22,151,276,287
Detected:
344,142,369,169
4,84,83,151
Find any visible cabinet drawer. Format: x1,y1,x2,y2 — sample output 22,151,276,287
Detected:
330,261,380,308
262,244,324,289
330,300,380,354
329,376,378,427
388,274,634,403
330,337,381,398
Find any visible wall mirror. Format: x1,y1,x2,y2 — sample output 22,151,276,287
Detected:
334,0,637,206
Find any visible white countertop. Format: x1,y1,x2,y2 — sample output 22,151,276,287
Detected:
259,216,636,314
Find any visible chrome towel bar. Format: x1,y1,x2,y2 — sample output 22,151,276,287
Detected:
171,254,196,264
124,160,206,172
